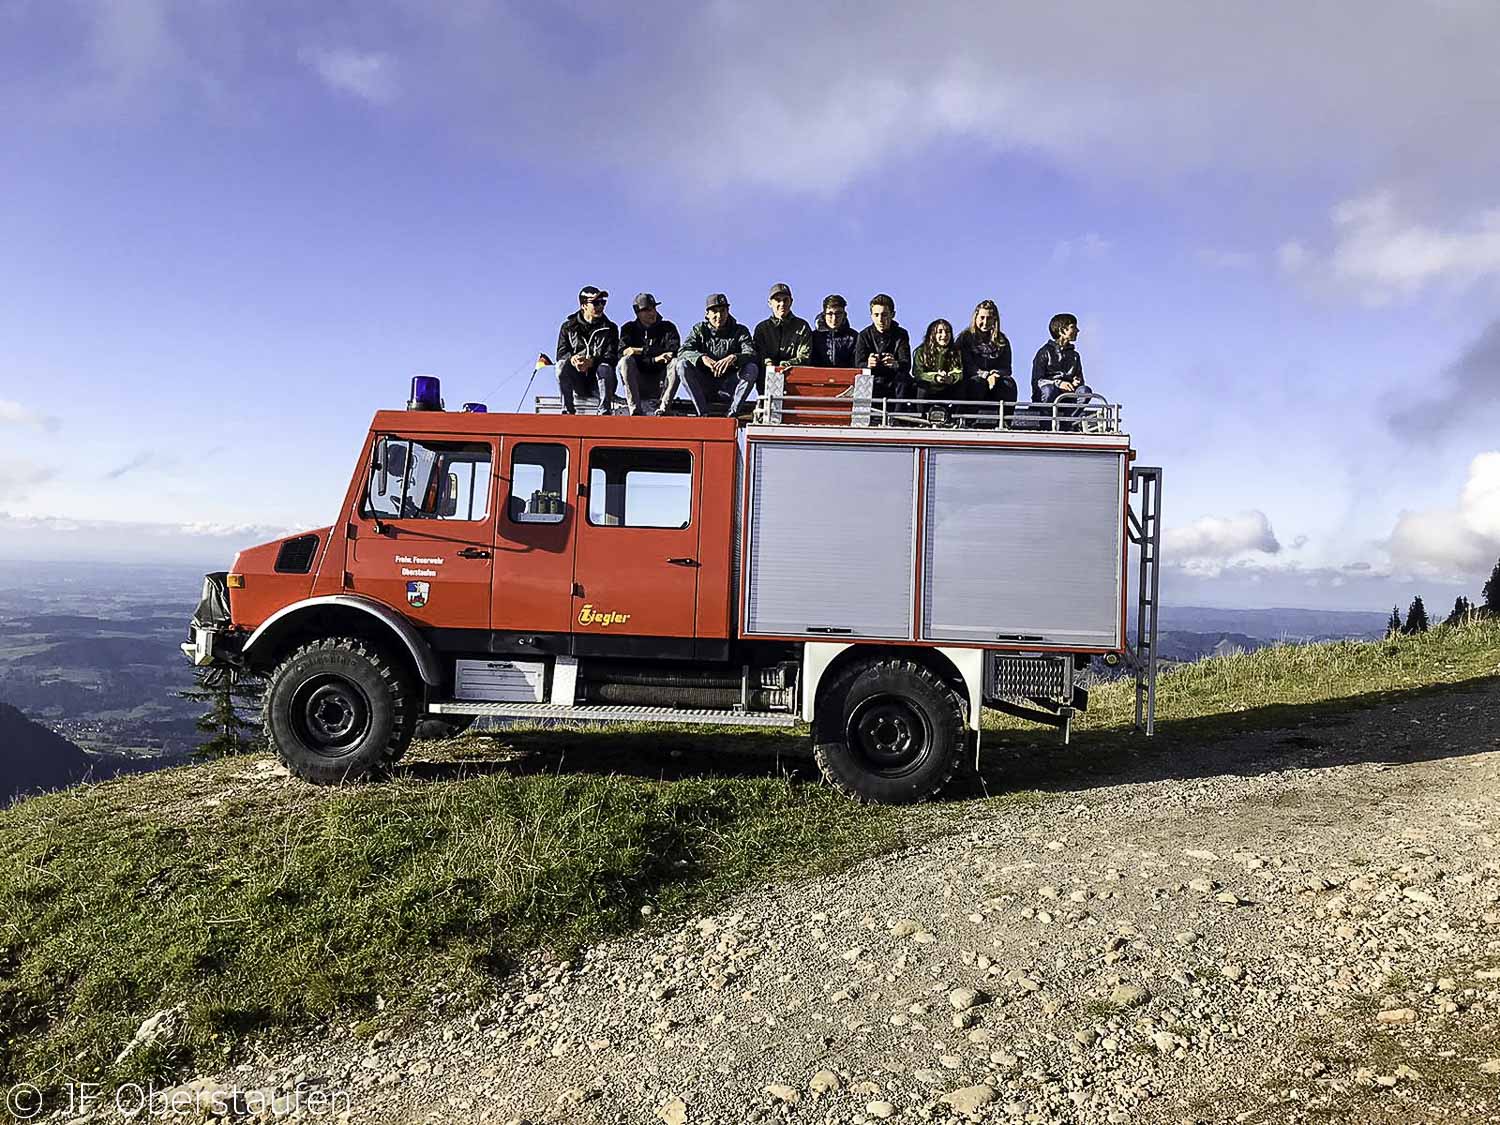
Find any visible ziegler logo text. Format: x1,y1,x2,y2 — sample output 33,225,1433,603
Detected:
577,603,632,628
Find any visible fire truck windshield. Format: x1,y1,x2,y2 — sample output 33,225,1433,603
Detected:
366,437,492,522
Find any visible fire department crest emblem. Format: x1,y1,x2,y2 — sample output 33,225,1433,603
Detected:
406,581,430,609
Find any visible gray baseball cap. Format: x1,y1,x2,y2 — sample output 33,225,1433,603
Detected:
632,292,660,310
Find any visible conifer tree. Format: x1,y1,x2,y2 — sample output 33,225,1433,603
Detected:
180,668,264,758
1484,556,1500,615
1402,595,1430,635
1445,595,1472,625
1387,606,1402,635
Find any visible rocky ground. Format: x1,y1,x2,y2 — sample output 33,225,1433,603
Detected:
78,680,1500,1124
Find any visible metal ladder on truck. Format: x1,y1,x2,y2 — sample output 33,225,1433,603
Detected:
1129,466,1163,734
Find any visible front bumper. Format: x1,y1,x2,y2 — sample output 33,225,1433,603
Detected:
181,625,221,666
182,571,241,667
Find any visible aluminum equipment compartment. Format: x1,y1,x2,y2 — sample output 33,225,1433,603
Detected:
743,441,916,639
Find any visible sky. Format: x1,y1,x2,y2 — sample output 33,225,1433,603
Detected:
2,0,1500,613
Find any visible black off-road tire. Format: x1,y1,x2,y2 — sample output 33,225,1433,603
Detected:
263,637,418,784
812,658,967,804
414,714,476,741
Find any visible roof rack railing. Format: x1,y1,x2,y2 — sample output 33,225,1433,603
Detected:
753,368,1122,432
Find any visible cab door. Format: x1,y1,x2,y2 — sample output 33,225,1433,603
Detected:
492,437,581,638
572,439,701,641
348,433,495,631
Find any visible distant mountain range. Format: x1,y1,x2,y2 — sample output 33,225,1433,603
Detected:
1155,606,1390,640
1,701,93,806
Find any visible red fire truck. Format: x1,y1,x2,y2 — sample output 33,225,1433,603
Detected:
184,369,1161,803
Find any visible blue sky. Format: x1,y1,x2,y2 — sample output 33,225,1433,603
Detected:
2,0,1499,612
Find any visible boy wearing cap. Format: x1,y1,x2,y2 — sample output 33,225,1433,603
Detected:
555,286,620,414
809,294,860,367
855,293,913,399
752,283,812,386
619,293,680,416
673,294,760,416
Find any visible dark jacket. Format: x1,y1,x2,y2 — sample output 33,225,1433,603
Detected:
680,316,756,368
956,327,1012,380
809,314,860,367
1031,340,1086,400
620,317,681,372
855,322,912,381
913,343,965,388
753,315,812,368
556,312,620,371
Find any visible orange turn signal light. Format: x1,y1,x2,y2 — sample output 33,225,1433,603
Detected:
226,574,245,589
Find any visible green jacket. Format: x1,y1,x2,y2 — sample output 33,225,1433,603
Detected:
753,315,812,367
680,316,756,366
913,343,964,386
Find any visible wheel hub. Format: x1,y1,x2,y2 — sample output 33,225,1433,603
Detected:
848,696,930,776
291,675,372,756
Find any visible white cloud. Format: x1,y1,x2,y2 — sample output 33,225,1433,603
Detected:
1165,510,1282,572
1282,192,1500,304
12,3,1500,198
0,511,301,563
298,46,396,105
0,399,59,430
1386,451,1500,576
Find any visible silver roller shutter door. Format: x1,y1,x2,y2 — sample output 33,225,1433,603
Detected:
923,448,1123,647
746,443,915,638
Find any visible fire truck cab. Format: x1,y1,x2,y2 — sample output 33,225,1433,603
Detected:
184,370,1161,803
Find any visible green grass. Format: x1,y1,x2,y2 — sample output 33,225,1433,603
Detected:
2,617,1498,1094
990,616,1500,740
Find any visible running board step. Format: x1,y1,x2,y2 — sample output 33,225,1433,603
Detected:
426,702,799,728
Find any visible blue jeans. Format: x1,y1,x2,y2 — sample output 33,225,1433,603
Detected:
1035,382,1093,430
681,357,761,416
558,361,618,413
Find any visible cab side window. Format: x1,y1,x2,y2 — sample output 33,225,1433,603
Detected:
509,443,569,524
587,448,693,528
365,438,492,521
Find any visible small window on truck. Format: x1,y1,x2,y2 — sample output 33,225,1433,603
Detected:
363,438,492,522
509,443,569,524
587,447,693,528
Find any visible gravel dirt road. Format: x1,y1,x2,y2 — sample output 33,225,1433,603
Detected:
191,678,1500,1124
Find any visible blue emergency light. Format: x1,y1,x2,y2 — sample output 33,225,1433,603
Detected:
407,375,443,411
461,402,488,413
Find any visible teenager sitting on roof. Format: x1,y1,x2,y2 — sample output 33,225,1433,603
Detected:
554,285,619,415
956,299,1016,423
671,293,761,416
618,293,680,416
855,293,912,399
1031,312,1093,431
752,283,812,389
808,294,859,367
912,318,964,399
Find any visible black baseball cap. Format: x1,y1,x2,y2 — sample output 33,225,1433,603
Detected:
768,282,792,299
704,292,730,310
632,292,659,310
578,286,609,304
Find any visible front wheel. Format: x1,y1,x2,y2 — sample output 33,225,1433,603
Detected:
263,637,417,784
812,658,967,803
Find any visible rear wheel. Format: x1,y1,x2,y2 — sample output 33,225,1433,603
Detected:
263,637,417,784
812,658,967,803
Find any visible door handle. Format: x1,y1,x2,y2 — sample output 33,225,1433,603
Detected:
457,547,491,559
667,557,699,567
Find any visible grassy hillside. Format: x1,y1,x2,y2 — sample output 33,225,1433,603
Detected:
2,618,1497,1093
